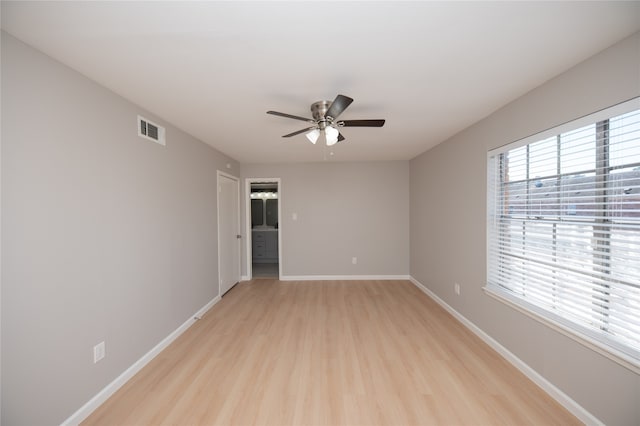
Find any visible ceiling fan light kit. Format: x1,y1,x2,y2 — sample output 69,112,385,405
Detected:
267,94,385,147
325,126,339,146
305,129,320,144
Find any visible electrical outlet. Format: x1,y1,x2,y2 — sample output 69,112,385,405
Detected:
352,257,357,265
93,341,105,364
454,282,461,296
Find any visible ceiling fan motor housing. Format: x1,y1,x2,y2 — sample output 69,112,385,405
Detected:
311,100,332,129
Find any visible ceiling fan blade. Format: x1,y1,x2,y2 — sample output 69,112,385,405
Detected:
338,132,346,142
324,94,354,120
338,119,386,127
282,126,317,138
267,111,315,123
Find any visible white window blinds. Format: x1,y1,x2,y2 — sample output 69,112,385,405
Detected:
487,98,640,368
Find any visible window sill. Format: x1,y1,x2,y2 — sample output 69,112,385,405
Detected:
483,286,640,375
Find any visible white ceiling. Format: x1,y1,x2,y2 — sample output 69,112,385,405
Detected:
2,1,639,164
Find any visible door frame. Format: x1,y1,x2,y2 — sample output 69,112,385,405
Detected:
245,177,282,280
217,170,241,297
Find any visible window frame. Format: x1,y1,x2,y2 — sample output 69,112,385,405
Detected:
485,97,640,374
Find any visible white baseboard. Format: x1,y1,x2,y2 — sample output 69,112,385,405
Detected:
61,295,222,426
279,274,410,281
408,277,602,426
240,275,250,281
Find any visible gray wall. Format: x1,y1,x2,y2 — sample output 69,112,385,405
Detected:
1,33,239,425
241,162,409,278
410,32,640,425
3,23,638,426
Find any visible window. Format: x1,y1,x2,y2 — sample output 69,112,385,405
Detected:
486,98,640,370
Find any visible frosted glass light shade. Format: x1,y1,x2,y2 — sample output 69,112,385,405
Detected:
325,126,339,146
306,129,320,144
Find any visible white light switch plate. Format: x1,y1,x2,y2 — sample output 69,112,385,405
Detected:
93,341,105,363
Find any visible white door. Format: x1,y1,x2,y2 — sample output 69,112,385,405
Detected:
218,172,240,296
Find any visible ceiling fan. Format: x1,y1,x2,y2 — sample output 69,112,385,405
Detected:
267,94,385,146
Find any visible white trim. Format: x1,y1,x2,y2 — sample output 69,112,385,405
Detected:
488,96,639,155
280,274,410,281
245,178,282,280
61,296,221,426
217,171,241,297
483,286,640,374
241,275,250,282
409,276,603,426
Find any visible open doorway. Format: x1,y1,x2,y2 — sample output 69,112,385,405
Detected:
245,178,281,279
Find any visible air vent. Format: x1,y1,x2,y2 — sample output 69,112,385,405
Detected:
137,115,165,146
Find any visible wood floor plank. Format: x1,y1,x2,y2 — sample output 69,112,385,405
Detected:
83,280,582,425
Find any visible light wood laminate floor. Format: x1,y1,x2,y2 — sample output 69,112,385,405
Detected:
84,280,581,425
